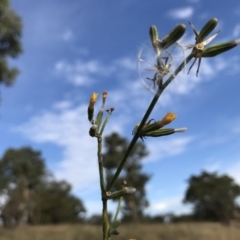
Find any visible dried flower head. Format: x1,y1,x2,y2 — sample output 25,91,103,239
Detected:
186,19,220,76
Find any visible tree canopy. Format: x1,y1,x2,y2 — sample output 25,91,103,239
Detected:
103,132,150,222
0,147,85,226
183,171,240,224
35,180,86,224
0,0,23,86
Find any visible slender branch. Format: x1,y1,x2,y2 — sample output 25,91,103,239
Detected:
98,137,106,193
113,196,123,222
107,86,163,190
102,198,110,240
97,136,109,239
162,53,194,90
107,53,194,191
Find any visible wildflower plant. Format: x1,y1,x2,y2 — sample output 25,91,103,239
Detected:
87,18,240,240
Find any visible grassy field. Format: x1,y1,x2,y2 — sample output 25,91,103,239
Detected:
0,223,240,240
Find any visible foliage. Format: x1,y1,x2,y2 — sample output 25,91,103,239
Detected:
183,171,240,224
0,0,23,86
35,180,86,224
0,147,47,190
0,147,85,226
0,147,48,226
103,132,150,222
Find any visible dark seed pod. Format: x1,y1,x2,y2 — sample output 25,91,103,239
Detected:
199,18,218,41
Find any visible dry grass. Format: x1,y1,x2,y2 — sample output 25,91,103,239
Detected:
0,223,240,240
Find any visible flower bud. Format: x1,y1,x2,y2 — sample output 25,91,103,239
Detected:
111,220,121,229
88,92,98,122
160,24,186,50
202,40,240,57
149,25,159,44
145,128,175,137
132,113,177,139
109,229,120,235
145,127,187,137
199,18,218,41
142,113,177,134
89,124,98,137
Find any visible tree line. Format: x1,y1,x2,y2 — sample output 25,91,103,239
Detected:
0,147,86,227
0,133,240,227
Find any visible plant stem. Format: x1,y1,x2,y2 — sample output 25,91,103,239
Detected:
107,53,193,191
102,198,110,240
163,53,194,90
97,136,109,239
98,137,106,193
113,196,123,222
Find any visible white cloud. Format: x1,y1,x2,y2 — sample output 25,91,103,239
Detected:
149,196,191,215
14,104,100,192
54,59,103,86
62,29,74,41
233,24,240,38
200,136,229,147
13,100,128,194
53,100,73,110
227,161,240,185
168,7,194,19
146,136,193,163
84,200,118,217
204,161,221,172
53,55,137,86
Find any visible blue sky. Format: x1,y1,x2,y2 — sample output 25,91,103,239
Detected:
1,0,240,217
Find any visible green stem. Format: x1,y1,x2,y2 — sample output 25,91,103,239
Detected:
107,53,193,191
113,196,123,222
107,86,163,190
99,109,112,135
102,198,110,240
162,53,194,90
98,137,106,193
97,136,109,239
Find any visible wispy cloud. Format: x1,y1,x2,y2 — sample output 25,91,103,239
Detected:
146,136,193,163
168,7,194,19
149,196,191,215
53,55,136,86
233,24,240,38
14,104,100,192
62,29,74,41
227,161,240,185
204,161,221,172
54,59,103,86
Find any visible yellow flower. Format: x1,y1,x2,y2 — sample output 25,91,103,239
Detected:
157,112,177,128
89,92,98,109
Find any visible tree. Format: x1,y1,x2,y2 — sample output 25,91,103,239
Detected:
103,132,150,222
0,147,48,226
0,147,86,226
35,180,86,224
0,0,23,86
183,171,240,225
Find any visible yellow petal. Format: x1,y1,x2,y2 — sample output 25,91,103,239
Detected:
157,112,177,127
89,92,98,109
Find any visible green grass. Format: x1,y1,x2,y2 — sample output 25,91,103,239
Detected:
0,223,240,240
